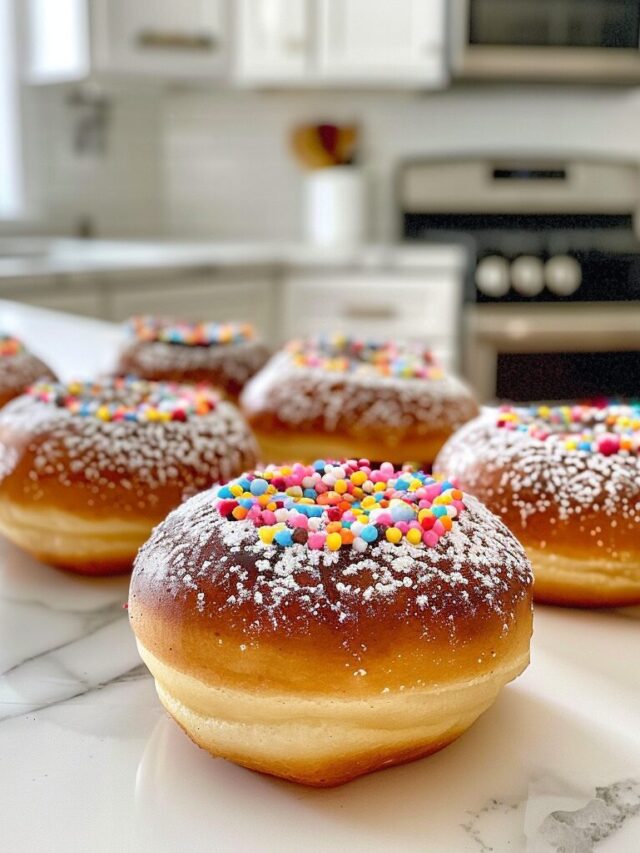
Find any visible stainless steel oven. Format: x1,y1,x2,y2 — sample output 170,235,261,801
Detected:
451,0,640,82
400,156,640,402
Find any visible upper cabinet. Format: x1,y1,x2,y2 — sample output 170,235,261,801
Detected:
92,0,228,79
235,0,311,84
317,0,447,86
24,0,229,83
24,0,448,88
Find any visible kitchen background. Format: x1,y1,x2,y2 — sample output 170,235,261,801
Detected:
1,0,640,401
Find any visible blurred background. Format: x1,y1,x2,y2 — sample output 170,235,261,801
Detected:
1,0,640,402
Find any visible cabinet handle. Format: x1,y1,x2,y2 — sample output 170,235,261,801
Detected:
342,304,398,320
136,30,218,52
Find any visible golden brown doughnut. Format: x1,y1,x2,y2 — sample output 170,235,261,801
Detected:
117,316,269,399
0,335,56,408
0,377,258,575
129,459,532,787
435,403,640,607
240,337,479,467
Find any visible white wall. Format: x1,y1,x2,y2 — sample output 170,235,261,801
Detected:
161,86,640,241
24,87,163,237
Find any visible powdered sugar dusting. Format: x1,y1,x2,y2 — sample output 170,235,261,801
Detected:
133,487,532,635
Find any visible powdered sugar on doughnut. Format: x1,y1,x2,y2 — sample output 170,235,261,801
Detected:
133,487,532,636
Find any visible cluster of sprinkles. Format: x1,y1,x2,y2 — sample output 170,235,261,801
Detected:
27,377,218,423
0,335,24,357
496,403,640,456
214,459,465,553
130,316,255,347
287,335,444,380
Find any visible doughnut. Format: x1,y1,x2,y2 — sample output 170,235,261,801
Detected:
0,335,56,408
240,336,479,467
117,316,270,399
0,377,258,575
129,458,532,787
434,403,640,607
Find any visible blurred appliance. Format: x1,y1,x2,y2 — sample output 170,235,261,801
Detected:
400,156,640,402
450,0,640,82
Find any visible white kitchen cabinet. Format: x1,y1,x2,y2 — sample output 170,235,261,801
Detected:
282,270,461,370
24,0,228,83
235,0,311,83
107,273,275,341
0,276,105,318
92,0,228,79
317,0,447,86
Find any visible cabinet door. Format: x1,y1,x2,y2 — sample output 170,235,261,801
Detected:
318,0,447,85
235,0,311,82
93,0,228,78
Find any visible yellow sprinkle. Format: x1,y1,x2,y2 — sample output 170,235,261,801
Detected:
386,527,402,544
409,479,422,491
407,528,422,545
258,527,275,545
357,514,369,525
350,471,366,486
418,509,434,522
334,479,347,494
326,532,342,551
374,481,386,492
96,405,110,421
230,484,243,496
361,496,376,508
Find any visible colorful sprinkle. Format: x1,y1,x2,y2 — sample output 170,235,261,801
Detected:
26,377,219,423
286,335,444,380
128,316,255,347
496,403,640,456
0,335,24,357
214,459,465,553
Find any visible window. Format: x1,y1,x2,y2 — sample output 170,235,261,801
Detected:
0,0,24,219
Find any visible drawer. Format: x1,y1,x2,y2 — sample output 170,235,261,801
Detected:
283,272,461,344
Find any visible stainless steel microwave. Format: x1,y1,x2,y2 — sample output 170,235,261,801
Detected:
450,0,640,82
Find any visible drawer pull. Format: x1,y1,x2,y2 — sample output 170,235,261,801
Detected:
136,30,217,52
342,304,398,320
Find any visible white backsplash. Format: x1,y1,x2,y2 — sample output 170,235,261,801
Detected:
21,85,640,241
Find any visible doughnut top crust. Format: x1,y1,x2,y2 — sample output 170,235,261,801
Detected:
496,402,640,455
132,459,532,642
434,404,640,555
0,378,258,513
241,336,478,437
287,335,444,380
129,315,256,347
27,376,218,422
0,336,57,408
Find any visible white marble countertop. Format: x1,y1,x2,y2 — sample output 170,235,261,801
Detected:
1,303,639,853
0,237,467,281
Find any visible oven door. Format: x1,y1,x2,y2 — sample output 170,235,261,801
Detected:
465,302,640,402
451,0,640,81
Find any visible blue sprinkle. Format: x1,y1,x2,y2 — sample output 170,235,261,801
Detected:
239,498,253,509
306,505,324,518
303,488,317,499
274,529,293,547
394,478,410,491
249,478,268,496
432,506,447,518
313,459,326,472
238,478,251,491
440,480,455,491
361,524,378,543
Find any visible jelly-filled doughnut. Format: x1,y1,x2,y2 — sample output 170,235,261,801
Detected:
117,316,269,399
130,459,532,787
435,403,640,607
240,336,479,466
0,377,258,575
0,335,56,408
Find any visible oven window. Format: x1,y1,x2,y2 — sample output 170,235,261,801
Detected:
496,351,640,401
469,0,640,49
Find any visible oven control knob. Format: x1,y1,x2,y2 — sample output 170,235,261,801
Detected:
545,255,582,296
475,255,510,297
511,255,544,296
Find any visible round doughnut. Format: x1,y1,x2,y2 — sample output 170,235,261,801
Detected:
240,336,479,467
434,403,640,607
117,316,270,399
0,335,56,408
0,377,258,575
129,458,532,787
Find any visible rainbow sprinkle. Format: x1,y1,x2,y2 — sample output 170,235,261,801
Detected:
129,316,255,347
214,459,464,553
27,377,218,423
496,403,640,455
287,336,444,380
0,335,24,357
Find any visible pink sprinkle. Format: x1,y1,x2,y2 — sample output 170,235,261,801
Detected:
308,533,326,550
597,433,620,456
423,531,439,547
433,520,445,536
